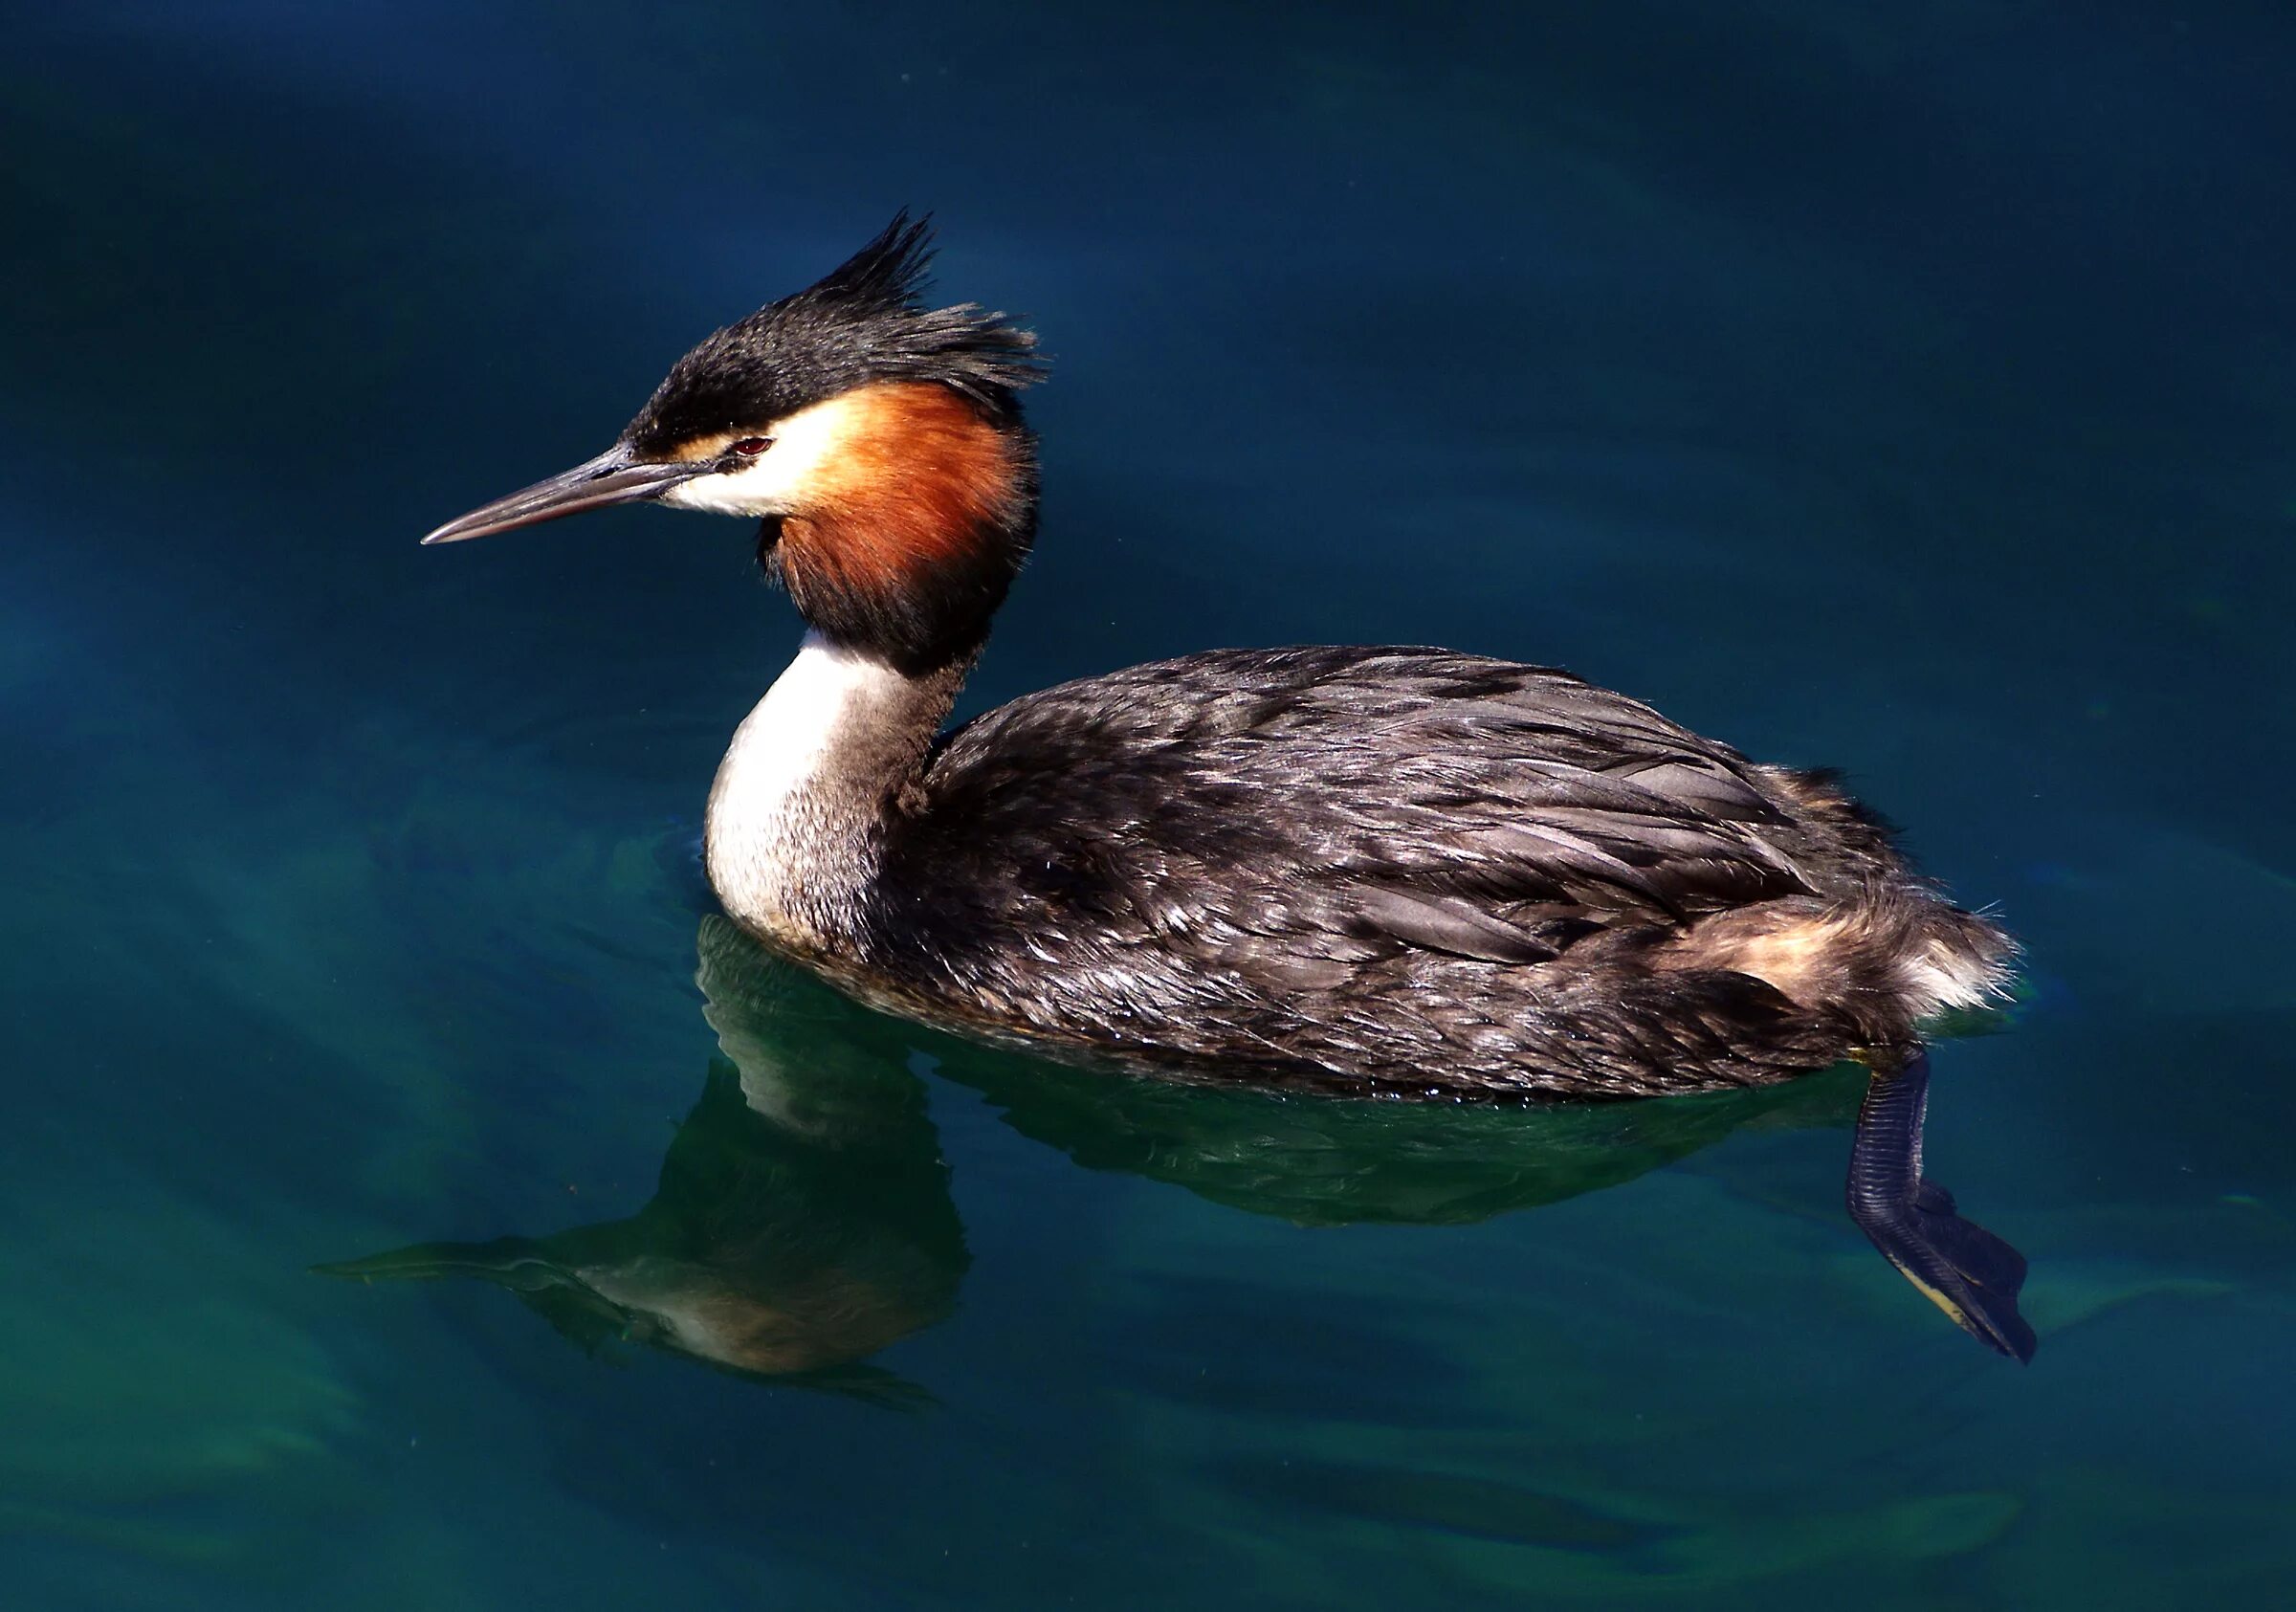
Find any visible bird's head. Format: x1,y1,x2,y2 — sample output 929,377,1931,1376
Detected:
424,214,1044,672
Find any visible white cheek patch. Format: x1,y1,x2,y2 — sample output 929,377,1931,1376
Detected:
656,391,865,518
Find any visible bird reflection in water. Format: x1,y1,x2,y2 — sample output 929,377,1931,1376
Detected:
320,918,968,1403
323,917,2032,1394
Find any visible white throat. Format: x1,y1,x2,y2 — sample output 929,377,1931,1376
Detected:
704,630,912,946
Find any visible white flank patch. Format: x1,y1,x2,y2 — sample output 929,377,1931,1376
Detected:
1901,939,2008,1017
704,630,903,937
657,391,867,519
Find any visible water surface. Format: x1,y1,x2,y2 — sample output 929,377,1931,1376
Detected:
6,4,2295,1607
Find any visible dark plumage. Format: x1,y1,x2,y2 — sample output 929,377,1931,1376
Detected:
861,647,2011,1098
623,213,1043,456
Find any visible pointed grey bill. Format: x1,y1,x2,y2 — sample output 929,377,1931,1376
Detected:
420,445,704,544
312,1237,564,1291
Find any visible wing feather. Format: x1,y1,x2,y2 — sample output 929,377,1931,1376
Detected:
898,647,1825,972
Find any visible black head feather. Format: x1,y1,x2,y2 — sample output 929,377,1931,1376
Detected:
623,213,1045,456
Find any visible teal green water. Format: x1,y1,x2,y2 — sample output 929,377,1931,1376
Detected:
7,3,2295,1606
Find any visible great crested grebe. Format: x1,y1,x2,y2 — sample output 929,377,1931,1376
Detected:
424,217,2033,1358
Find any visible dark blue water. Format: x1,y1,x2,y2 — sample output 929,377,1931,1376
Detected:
7,3,2294,1605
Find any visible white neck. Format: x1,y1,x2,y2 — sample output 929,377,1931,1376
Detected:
704,630,949,950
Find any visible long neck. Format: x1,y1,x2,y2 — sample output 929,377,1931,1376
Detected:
704,630,968,952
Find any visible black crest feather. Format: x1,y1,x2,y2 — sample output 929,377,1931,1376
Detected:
623,212,1045,455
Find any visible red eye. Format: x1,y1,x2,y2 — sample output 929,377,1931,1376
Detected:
730,436,772,456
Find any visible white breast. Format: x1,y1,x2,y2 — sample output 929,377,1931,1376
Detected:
704,631,904,942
